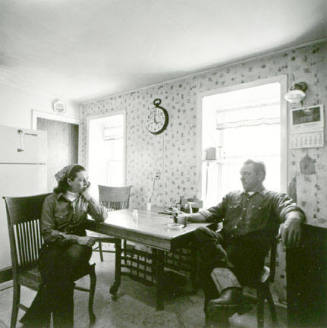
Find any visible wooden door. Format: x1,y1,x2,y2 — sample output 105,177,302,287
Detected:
37,118,78,192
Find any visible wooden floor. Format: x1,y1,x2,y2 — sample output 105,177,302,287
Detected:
0,252,287,328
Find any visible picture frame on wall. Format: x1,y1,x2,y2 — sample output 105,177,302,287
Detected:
290,104,324,132
289,104,324,149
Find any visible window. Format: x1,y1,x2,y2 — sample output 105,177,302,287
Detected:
103,115,125,186
88,113,126,191
201,80,286,207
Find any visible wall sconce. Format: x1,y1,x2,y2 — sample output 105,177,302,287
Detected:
284,82,308,104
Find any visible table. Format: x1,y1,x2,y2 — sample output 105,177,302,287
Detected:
86,209,209,310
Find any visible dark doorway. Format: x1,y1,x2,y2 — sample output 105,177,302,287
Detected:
37,118,79,191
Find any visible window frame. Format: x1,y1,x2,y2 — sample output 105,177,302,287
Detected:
196,75,288,202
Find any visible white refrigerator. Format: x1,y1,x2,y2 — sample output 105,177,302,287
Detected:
0,125,48,270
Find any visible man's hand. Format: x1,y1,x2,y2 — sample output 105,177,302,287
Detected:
173,211,208,224
280,218,302,248
77,236,96,247
176,212,188,225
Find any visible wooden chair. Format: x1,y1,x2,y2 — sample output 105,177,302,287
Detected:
91,185,132,261
3,194,97,328
253,238,278,328
206,238,278,328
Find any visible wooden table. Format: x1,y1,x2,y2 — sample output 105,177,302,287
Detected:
86,209,209,310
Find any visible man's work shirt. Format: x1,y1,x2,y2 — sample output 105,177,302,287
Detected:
41,192,108,244
200,189,304,252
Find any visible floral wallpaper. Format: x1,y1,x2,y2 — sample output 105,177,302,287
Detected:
80,41,327,303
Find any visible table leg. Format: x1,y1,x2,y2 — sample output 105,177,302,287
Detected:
190,246,199,293
109,238,121,299
152,248,165,310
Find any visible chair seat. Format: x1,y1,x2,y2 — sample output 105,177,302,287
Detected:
18,266,42,291
17,263,95,291
260,266,270,283
87,230,119,242
244,265,271,288
74,263,96,281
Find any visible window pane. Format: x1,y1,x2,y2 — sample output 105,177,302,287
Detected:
106,138,124,161
221,124,280,159
88,113,125,189
107,161,124,186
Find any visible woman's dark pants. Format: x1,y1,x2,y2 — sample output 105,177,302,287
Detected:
21,242,92,328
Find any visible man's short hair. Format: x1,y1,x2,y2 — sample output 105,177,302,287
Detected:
243,159,266,179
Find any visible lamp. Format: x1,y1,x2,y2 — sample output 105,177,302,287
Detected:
284,82,308,104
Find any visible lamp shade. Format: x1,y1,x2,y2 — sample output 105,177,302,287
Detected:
284,89,306,104
284,82,307,104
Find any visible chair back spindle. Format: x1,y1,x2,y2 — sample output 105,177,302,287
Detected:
14,219,43,267
3,193,51,272
268,237,278,283
98,185,132,211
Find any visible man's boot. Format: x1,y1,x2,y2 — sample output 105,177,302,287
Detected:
208,287,242,306
206,287,242,321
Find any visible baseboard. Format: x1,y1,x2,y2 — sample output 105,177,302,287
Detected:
0,267,12,284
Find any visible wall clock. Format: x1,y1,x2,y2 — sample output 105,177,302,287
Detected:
146,98,169,135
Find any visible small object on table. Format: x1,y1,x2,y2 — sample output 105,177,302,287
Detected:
171,207,187,227
132,209,139,225
157,209,173,215
171,207,182,223
173,212,178,223
167,223,184,230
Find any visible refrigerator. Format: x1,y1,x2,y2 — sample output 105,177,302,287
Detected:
0,125,48,270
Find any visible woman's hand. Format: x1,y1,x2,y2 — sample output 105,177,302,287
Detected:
81,182,92,201
77,236,96,247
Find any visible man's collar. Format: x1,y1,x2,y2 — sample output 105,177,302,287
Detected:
243,186,265,197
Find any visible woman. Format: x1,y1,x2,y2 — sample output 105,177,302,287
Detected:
21,164,107,328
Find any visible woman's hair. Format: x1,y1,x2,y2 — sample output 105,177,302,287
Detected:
54,165,86,194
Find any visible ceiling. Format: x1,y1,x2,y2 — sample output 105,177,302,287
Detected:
1,0,326,102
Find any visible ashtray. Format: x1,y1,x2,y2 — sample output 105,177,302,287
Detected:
167,223,183,230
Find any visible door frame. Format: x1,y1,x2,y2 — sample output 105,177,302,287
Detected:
31,109,81,161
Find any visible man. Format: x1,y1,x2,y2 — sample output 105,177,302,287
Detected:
177,159,305,323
